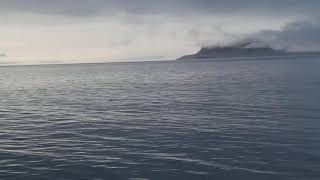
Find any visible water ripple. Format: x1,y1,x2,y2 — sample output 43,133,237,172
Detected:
0,60,320,179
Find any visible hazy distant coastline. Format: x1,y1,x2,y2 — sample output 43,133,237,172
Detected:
177,42,320,61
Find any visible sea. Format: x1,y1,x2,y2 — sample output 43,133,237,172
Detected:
0,57,320,180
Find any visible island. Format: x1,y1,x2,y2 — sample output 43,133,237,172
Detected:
177,42,320,61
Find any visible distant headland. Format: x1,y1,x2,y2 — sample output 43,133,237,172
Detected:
177,42,320,61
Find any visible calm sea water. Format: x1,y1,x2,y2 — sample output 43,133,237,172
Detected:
0,58,320,180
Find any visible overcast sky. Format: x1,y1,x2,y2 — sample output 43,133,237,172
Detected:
0,0,319,64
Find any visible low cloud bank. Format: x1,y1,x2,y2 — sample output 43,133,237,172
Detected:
205,21,320,52
251,21,320,51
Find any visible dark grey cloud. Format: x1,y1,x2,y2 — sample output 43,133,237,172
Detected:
0,0,319,18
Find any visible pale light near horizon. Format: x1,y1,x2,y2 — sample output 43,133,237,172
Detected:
0,0,319,64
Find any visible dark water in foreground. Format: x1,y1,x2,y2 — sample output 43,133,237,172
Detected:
1,58,320,180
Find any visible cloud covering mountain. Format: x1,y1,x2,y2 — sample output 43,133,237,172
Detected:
248,21,320,51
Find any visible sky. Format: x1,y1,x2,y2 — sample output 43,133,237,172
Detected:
0,0,320,64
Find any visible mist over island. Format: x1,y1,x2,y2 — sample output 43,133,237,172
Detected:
177,41,320,61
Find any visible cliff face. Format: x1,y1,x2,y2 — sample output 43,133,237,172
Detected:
177,42,290,60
